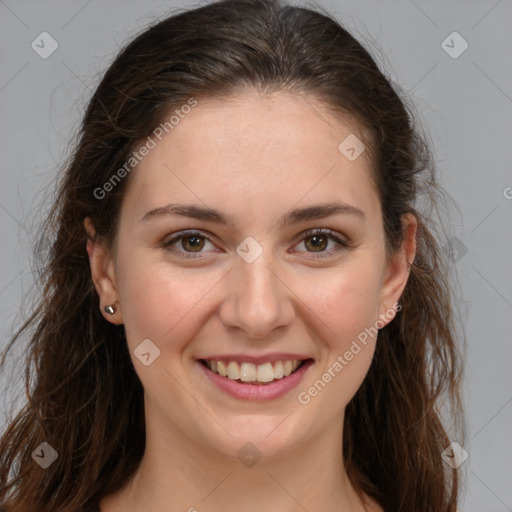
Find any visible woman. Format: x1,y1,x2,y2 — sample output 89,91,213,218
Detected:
0,0,465,510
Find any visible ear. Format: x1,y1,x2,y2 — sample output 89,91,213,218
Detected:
84,217,123,325
377,213,417,326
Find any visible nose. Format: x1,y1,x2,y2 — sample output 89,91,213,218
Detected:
218,250,295,339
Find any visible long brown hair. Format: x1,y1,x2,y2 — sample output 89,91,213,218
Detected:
0,0,465,510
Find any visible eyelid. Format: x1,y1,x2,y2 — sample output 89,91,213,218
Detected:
294,228,349,245
292,228,351,258
162,228,351,259
162,229,218,259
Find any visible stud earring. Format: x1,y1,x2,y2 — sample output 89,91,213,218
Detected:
104,305,116,315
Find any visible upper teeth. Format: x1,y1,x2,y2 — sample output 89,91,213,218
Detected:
205,360,302,383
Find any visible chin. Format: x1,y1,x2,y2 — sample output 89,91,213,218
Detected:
201,413,307,463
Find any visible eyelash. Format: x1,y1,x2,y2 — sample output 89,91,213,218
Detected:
162,228,351,260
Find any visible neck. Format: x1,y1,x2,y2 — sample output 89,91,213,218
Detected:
100,407,375,512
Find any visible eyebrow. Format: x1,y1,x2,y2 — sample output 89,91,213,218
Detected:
140,200,365,228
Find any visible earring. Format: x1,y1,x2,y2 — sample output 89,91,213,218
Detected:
104,305,116,315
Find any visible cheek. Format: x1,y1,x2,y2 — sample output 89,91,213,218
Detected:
292,259,383,405
116,231,385,352
116,247,228,357
294,260,383,342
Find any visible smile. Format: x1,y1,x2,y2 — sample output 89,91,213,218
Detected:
197,358,314,401
202,359,304,384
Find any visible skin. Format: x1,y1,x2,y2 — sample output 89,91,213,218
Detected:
85,91,416,512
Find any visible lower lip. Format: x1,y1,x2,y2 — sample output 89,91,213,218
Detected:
197,359,314,401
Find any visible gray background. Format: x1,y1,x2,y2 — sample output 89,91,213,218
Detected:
1,0,511,510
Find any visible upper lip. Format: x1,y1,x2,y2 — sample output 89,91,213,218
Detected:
198,353,313,365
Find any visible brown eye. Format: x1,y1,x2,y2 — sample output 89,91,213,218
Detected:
303,233,329,252
180,234,205,252
294,228,350,259
163,231,216,259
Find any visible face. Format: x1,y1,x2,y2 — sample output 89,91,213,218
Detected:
86,91,415,463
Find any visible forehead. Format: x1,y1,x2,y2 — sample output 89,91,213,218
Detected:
121,91,380,228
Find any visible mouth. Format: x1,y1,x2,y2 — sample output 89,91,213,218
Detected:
197,357,314,401
199,358,310,385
